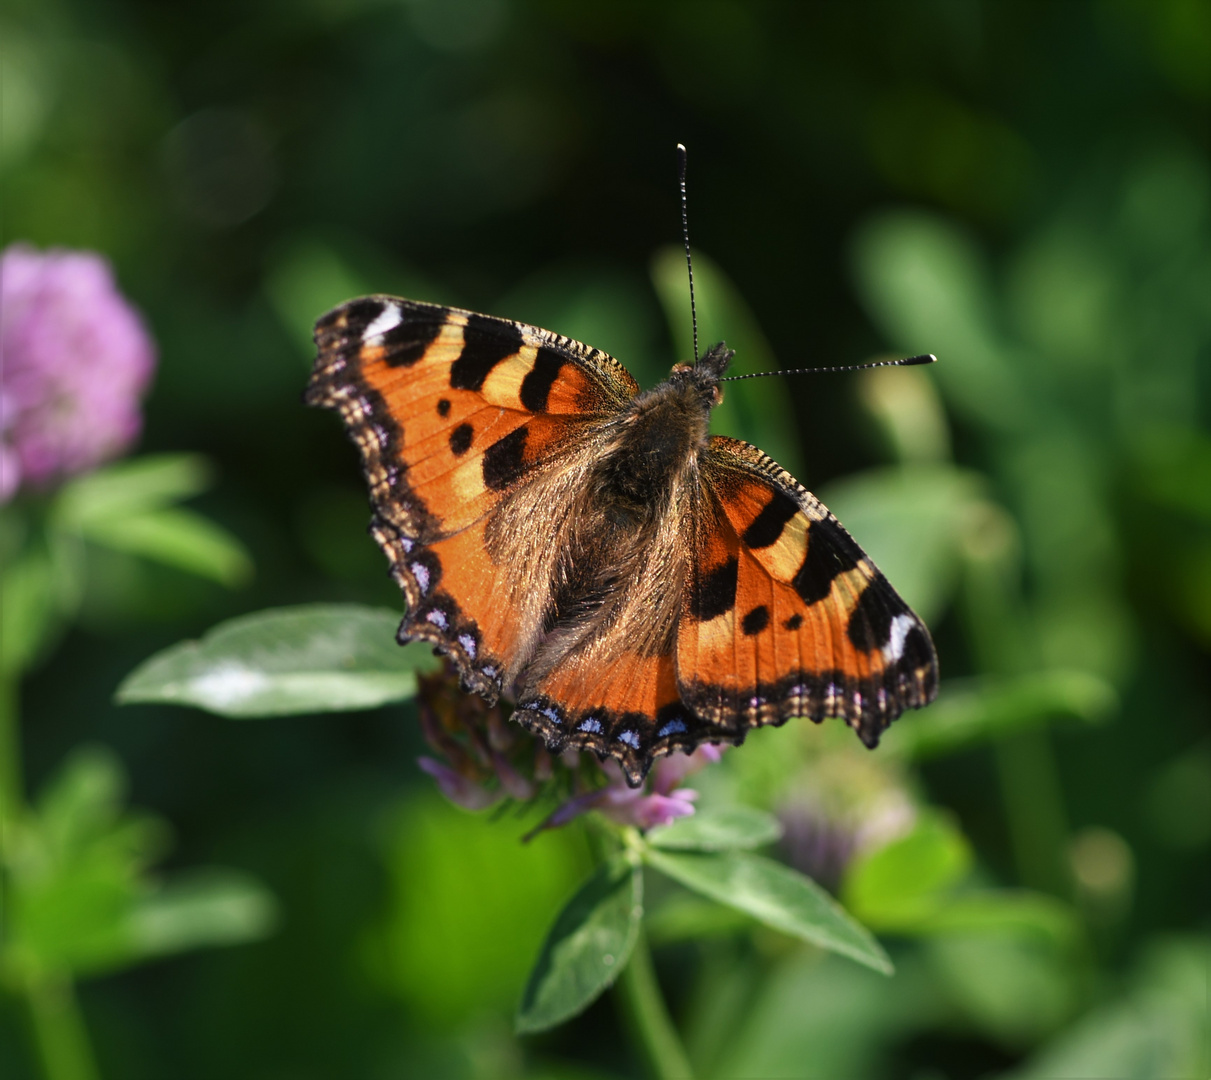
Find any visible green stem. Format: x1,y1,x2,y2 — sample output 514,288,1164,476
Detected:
960,511,1071,897
0,673,20,854
615,928,694,1080
25,974,101,1080
994,729,1072,897
0,676,101,1080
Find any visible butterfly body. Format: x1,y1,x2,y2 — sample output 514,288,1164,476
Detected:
309,296,937,785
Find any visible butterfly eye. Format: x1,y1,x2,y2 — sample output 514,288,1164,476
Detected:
671,363,694,376
712,384,725,407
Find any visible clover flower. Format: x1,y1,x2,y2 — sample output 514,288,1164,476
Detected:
777,745,916,891
1,244,156,501
416,664,554,811
415,662,720,833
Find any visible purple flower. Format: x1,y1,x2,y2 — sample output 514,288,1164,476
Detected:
527,744,724,839
1,244,156,501
777,752,917,892
415,663,551,810
414,663,725,836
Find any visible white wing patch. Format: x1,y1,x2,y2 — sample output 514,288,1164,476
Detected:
882,612,917,662
362,302,402,341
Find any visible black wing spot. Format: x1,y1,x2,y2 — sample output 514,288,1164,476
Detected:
792,518,864,604
437,398,451,417
783,613,803,631
380,317,443,366
449,423,473,456
845,576,908,651
482,425,529,490
336,297,385,331
520,346,565,412
692,557,739,620
899,625,934,669
742,489,800,548
450,314,523,391
741,605,770,635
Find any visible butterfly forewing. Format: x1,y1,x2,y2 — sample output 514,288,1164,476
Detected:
307,296,639,700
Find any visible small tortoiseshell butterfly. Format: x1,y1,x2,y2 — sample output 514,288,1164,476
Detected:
307,293,939,785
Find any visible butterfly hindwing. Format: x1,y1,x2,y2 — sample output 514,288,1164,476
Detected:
307,296,640,698
677,436,937,748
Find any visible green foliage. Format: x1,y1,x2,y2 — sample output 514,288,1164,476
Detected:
369,794,587,1025
1,748,275,983
516,856,642,1034
53,454,252,587
117,604,439,716
841,812,972,928
650,245,803,477
882,670,1118,761
646,805,783,852
0,454,251,677
644,847,892,976
1003,937,1210,1079
6,2,1208,1077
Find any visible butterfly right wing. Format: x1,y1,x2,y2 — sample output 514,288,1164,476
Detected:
676,435,938,749
307,296,639,700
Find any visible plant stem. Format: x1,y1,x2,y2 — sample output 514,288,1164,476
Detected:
615,928,694,1080
995,729,1072,897
0,673,21,854
25,974,101,1080
0,677,101,1080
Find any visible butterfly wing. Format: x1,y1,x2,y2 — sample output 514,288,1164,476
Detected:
307,296,639,699
677,435,938,749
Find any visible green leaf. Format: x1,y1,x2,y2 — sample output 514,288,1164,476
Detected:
647,805,783,852
77,507,252,586
124,870,278,964
6,749,274,979
53,454,214,529
516,856,642,1034
50,454,253,586
927,934,1078,1046
644,848,892,975
116,603,440,717
1002,938,1211,1080
841,813,972,929
850,211,1028,433
916,891,1080,947
644,893,755,945
881,670,1118,760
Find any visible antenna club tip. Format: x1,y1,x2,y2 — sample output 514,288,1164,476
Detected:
676,142,687,152
902,353,937,366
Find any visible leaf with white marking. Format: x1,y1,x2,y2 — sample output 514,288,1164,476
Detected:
117,604,439,717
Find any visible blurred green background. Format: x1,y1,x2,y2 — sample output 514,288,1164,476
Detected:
3,0,1208,1077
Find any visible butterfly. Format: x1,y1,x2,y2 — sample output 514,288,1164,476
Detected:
307,297,938,786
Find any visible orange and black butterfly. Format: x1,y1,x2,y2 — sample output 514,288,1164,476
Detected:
307,293,938,786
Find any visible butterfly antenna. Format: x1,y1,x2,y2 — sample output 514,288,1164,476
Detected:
720,353,937,381
677,143,700,365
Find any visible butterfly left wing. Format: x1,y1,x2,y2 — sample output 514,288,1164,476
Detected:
677,436,938,750
307,296,640,701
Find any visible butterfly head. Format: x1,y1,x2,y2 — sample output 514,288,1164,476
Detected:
670,341,734,409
